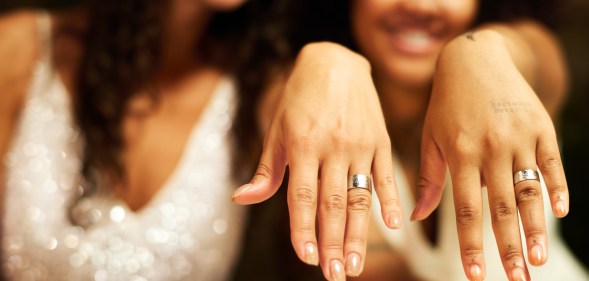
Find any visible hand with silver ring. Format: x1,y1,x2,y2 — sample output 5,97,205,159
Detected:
348,174,373,193
513,169,540,186
412,28,570,281
232,43,403,281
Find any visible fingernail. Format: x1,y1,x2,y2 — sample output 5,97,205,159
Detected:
232,184,253,200
511,267,527,281
345,252,362,276
330,259,346,281
555,199,567,217
388,211,402,229
469,264,482,281
530,244,544,265
303,242,318,266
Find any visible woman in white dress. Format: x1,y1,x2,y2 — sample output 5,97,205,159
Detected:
0,0,404,280
282,0,589,280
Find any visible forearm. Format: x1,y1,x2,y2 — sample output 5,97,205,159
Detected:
438,22,568,118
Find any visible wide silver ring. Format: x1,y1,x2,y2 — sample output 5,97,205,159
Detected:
348,174,372,193
513,169,540,185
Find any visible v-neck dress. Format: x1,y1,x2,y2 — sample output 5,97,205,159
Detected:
1,12,246,281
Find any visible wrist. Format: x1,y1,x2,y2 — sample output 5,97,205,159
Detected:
298,42,371,73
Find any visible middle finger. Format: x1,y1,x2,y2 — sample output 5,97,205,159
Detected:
344,161,374,277
484,155,530,281
319,158,349,281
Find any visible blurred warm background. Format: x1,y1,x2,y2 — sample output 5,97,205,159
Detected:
2,0,588,272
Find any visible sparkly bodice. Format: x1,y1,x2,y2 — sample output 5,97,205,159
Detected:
1,13,246,281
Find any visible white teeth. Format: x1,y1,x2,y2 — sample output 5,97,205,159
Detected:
401,31,430,46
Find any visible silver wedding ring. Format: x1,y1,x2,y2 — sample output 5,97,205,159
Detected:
348,174,372,193
513,169,540,185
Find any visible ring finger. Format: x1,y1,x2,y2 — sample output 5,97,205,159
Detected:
344,161,374,277
513,154,547,266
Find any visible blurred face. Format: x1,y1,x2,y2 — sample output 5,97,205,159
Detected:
202,0,247,11
351,0,477,88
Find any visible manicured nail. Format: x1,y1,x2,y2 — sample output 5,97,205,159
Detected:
555,199,567,217
345,252,361,276
469,264,482,281
511,267,527,281
303,242,318,266
232,184,253,200
530,244,544,265
387,211,402,228
330,259,345,281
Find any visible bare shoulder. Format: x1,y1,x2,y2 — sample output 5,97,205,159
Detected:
0,10,39,103
0,10,40,158
0,10,39,72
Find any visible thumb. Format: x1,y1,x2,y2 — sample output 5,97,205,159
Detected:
232,132,287,205
411,132,447,221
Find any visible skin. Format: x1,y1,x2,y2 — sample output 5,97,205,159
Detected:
0,1,402,280
349,0,569,281
234,43,403,281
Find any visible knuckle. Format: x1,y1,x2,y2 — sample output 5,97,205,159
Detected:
290,134,315,153
515,184,542,203
492,201,516,222
323,194,347,214
418,175,442,191
293,221,315,235
322,241,344,251
482,131,510,151
524,229,545,242
290,186,317,208
377,175,396,188
502,246,522,264
462,246,483,261
346,236,367,247
330,132,351,152
549,182,568,195
255,162,273,178
347,192,371,212
380,197,399,211
540,154,562,170
450,135,476,163
455,205,480,226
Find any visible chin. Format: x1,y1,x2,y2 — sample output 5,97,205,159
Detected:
203,0,247,11
383,58,436,89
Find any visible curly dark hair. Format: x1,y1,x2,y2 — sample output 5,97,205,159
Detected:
73,0,295,189
75,0,164,184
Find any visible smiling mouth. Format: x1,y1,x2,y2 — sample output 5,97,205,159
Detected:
382,17,447,56
387,29,441,56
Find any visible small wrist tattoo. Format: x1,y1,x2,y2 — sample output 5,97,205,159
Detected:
466,32,475,41
490,101,531,113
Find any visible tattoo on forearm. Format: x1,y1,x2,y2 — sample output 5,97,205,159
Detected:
466,32,475,41
491,101,531,113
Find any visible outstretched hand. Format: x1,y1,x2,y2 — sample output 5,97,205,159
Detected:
413,30,569,281
232,42,402,281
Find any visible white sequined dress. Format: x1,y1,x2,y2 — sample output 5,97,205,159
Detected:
1,13,246,281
